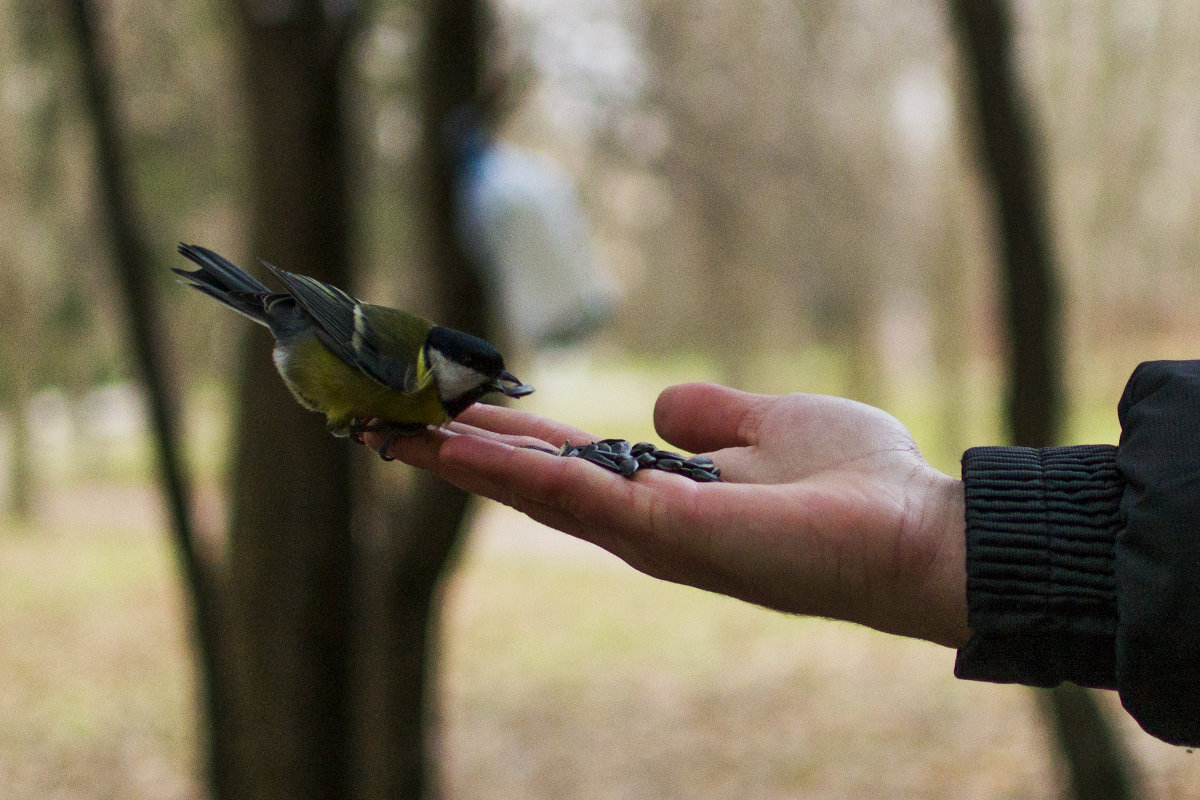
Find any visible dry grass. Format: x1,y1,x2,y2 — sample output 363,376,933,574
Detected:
0,489,200,799
4,486,1200,799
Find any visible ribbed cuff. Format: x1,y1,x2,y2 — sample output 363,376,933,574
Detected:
954,445,1122,689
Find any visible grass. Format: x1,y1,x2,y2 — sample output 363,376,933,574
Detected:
0,501,200,800
445,508,1054,800
7,493,1200,800
444,512,1200,799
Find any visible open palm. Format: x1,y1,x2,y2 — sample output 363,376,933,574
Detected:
369,382,968,648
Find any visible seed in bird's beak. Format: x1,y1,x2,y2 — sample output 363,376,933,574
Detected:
495,371,535,398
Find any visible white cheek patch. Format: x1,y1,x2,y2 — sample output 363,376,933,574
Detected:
427,348,490,401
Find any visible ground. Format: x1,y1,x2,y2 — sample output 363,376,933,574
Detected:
4,483,1200,799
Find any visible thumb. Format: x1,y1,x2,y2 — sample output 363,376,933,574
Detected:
653,382,772,454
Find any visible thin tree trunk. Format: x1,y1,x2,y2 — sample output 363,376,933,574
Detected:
2,1,58,524
949,2,1140,798
227,3,361,798
949,0,1062,448
0,265,36,522
60,0,234,795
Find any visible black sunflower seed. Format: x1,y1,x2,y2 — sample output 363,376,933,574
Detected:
530,437,720,482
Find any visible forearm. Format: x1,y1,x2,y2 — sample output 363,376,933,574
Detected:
954,360,1200,747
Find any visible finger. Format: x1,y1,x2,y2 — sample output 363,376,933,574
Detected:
654,382,774,453
697,447,756,484
406,431,773,592
436,435,780,593
453,403,597,446
365,426,453,470
359,426,557,499
434,433,652,535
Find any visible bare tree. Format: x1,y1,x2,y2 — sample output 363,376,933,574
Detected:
58,0,233,794
64,0,499,796
220,3,365,798
0,264,36,522
949,2,1141,798
355,1,495,797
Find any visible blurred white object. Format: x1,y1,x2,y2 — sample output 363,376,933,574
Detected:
451,113,620,347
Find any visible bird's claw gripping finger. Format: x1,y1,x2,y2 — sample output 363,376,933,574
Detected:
349,418,427,461
348,418,377,446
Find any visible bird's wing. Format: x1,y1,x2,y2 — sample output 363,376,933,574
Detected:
261,262,377,375
262,263,433,394
351,303,435,393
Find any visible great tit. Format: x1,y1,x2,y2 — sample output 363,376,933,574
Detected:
174,243,533,458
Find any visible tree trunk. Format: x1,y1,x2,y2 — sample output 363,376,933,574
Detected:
3,0,57,524
0,265,36,522
60,0,234,795
949,0,1062,447
948,2,1141,798
355,1,492,797
228,3,360,798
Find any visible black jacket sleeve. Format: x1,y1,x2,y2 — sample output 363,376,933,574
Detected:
954,360,1200,746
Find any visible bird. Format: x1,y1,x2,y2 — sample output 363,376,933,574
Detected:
173,243,533,459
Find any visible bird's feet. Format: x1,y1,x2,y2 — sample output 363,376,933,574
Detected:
348,419,427,461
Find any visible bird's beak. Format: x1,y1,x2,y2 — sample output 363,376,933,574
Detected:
494,371,535,398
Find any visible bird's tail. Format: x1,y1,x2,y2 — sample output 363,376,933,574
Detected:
174,243,275,326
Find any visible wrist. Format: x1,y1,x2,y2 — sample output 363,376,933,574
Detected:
914,472,970,649
858,466,968,649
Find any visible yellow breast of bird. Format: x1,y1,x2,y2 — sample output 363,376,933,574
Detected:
274,334,447,435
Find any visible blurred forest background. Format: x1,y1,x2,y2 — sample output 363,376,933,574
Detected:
4,0,1200,798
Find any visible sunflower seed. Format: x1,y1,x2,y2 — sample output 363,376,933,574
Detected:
600,438,633,456
534,437,721,482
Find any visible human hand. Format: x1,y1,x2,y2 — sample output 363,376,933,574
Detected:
366,383,968,648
